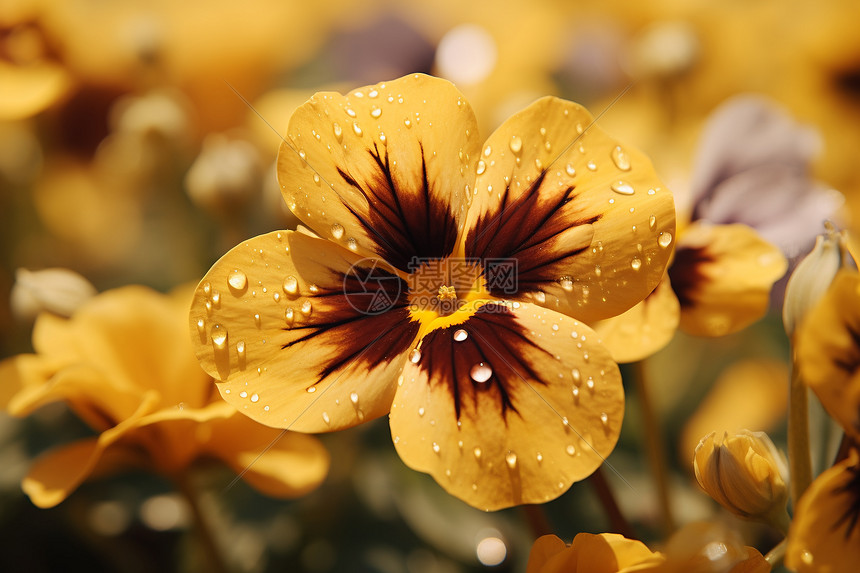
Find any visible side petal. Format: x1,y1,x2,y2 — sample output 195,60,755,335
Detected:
462,96,675,323
669,222,787,337
205,411,330,498
795,270,860,442
278,74,480,272
786,450,860,573
591,277,680,363
389,301,623,510
190,231,420,433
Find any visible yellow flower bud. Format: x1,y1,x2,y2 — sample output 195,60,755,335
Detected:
693,430,789,529
10,267,97,321
783,222,855,336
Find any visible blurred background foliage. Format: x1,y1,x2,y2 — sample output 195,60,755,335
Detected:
1,0,857,571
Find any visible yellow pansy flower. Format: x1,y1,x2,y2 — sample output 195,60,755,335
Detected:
786,269,860,570
527,532,664,573
190,73,675,510
0,285,329,508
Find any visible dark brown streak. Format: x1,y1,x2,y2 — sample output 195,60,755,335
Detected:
833,461,860,540
336,166,413,252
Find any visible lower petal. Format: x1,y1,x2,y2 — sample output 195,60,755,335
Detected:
389,301,623,510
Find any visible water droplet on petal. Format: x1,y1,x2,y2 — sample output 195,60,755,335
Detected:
572,368,582,384
611,181,635,195
196,318,205,336
611,145,631,171
352,122,363,136
349,392,359,405
250,393,259,403
631,258,642,270
566,444,576,455
322,411,330,424
509,135,523,154
333,123,343,141
202,282,212,296
565,164,576,177
210,324,227,349
505,451,518,469
307,386,316,393
453,329,468,342
432,442,440,454
409,348,422,363
300,300,313,316
228,270,247,291
600,412,609,426
476,160,486,175
483,145,492,157
586,161,597,171
658,232,673,248
536,452,543,463
370,106,382,118
239,390,247,398
649,215,657,230
559,276,574,292
283,275,298,294
285,307,294,325
237,340,245,359
470,362,493,383
418,406,425,416
331,223,344,239
473,447,482,459
346,237,358,251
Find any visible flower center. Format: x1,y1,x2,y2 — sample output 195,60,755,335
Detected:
407,257,492,332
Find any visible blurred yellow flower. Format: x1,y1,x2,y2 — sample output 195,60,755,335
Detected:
693,431,789,529
527,532,663,573
787,268,860,570
190,73,676,510
0,285,329,508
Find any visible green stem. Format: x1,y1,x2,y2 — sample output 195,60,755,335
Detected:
788,347,813,509
632,360,675,534
173,472,229,573
764,538,788,567
589,466,636,539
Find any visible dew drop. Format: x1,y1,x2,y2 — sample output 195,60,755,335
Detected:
600,412,609,426
307,386,316,393
409,348,422,364
559,276,574,292
470,362,493,383
300,300,313,316
594,265,602,277
250,393,259,403
228,270,247,291
509,135,523,154
239,390,247,398
611,181,635,195
536,453,543,463
347,237,358,251
649,215,657,230
253,313,261,327
196,318,205,336
202,282,212,296
432,442,441,454
273,292,280,302
331,223,345,239
283,275,298,294
404,118,412,128
505,451,518,469
237,340,245,359
453,329,468,342
566,444,576,456
565,164,576,177
333,123,343,141
534,291,546,303
418,406,425,417
308,283,319,294
370,106,382,118
610,145,631,171
349,391,359,405
352,122,362,136
483,145,492,157
322,411,330,424
631,257,642,270
285,307,294,325
345,108,357,118
210,324,227,349
586,161,597,171
572,368,582,384
473,447,482,459
658,232,673,248
476,160,486,175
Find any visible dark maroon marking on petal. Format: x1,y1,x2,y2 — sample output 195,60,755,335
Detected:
281,264,417,382
465,170,600,296
416,305,553,422
667,246,716,309
335,142,458,272
833,458,860,540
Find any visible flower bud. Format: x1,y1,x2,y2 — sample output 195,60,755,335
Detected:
783,222,855,336
185,134,262,215
693,430,789,529
10,267,97,321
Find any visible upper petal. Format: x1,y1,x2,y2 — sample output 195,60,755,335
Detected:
190,231,420,433
462,96,675,323
389,301,623,510
669,222,787,337
278,74,480,272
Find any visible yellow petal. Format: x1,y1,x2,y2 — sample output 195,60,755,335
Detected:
526,533,663,573
22,390,160,508
204,409,330,498
592,277,680,363
190,231,419,433
0,61,72,120
669,222,787,337
389,301,623,510
795,270,860,441
786,449,860,573
278,74,479,271
462,96,675,324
